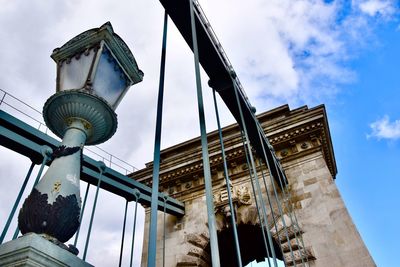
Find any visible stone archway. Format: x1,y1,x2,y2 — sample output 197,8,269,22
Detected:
136,105,376,267
209,222,283,267
175,203,285,267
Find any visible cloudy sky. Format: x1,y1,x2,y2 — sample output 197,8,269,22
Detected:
0,0,399,266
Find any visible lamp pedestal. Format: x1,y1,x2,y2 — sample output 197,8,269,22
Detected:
0,233,93,267
18,119,88,246
18,90,117,247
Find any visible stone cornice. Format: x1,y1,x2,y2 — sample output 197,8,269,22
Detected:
262,105,336,177
131,104,337,199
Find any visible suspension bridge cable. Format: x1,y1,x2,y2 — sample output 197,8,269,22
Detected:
74,182,90,247
83,162,105,261
240,133,272,267
270,161,307,267
254,121,308,266
130,189,141,267
189,0,220,265
118,199,129,267
0,162,34,244
163,195,168,267
233,81,278,267
271,156,309,266
254,128,298,266
13,146,52,240
148,10,168,267
212,89,243,267
256,160,288,267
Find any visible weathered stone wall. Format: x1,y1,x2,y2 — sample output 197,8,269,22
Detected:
284,152,375,267
133,105,375,267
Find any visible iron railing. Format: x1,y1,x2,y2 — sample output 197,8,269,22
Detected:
0,88,139,175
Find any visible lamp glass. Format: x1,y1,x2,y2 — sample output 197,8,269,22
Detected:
92,45,129,109
58,48,96,91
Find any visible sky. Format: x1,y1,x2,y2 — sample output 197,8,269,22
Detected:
0,0,399,266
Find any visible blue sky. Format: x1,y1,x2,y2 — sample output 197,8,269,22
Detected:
0,0,399,266
330,19,400,267
251,2,400,266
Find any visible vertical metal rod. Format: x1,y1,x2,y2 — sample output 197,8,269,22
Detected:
118,200,129,267
272,156,308,266
83,163,105,261
232,83,277,267
0,162,35,244
284,191,308,267
148,10,168,267
130,190,140,267
74,182,90,247
254,129,297,266
212,89,243,267
13,147,52,240
241,135,272,267
32,151,51,187
255,120,306,266
273,156,309,265
274,169,306,266
249,152,278,266
163,195,168,267
11,225,20,240
189,0,220,265
258,161,287,267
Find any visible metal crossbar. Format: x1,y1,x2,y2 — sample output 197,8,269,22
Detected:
0,110,185,216
0,88,139,174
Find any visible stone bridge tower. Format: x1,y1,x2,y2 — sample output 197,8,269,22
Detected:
133,104,375,267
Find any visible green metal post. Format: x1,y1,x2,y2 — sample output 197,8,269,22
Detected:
255,121,306,265
212,89,243,267
13,146,52,240
74,182,90,247
254,128,297,266
271,155,308,266
258,163,287,267
0,162,34,244
240,134,271,267
148,10,168,267
163,195,168,267
83,162,106,261
232,83,278,267
130,189,141,267
119,199,129,267
189,0,220,265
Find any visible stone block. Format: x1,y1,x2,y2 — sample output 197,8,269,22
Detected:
303,177,317,186
0,233,93,267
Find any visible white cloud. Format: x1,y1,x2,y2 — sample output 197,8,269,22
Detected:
200,0,398,108
201,0,344,104
357,0,396,18
369,115,400,140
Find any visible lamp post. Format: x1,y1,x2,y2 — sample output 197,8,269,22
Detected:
18,22,143,250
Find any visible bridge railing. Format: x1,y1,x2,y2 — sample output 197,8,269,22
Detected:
0,89,185,265
0,89,138,175
192,0,251,105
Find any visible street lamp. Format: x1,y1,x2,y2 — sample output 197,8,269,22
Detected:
18,22,143,250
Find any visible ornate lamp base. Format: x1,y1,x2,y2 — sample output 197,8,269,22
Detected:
18,120,86,244
18,188,80,244
18,90,118,245
43,90,117,145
